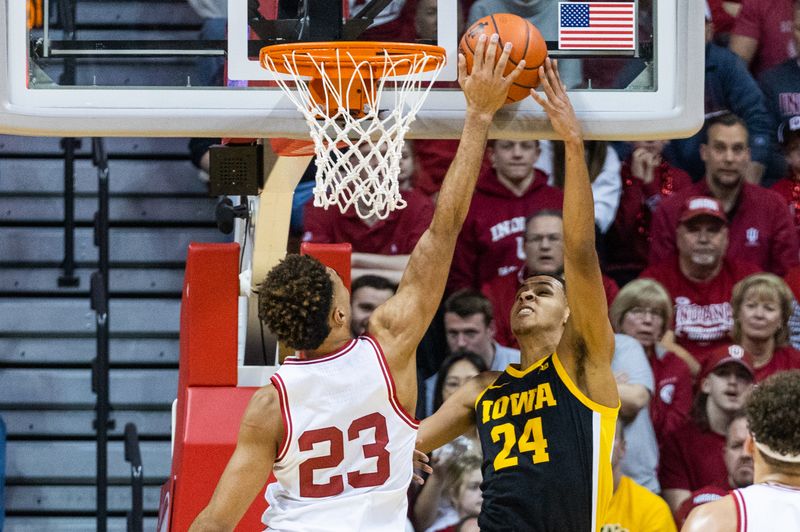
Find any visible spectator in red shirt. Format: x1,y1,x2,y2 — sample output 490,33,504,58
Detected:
484,210,618,349
770,116,800,241
446,140,563,294
731,272,800,380
649,113,799,276
729,0,796,76
609,278,695,442
659,344,755,514
642,196,761,366
673,413,754,527
605,140,693,286
302,142,435,284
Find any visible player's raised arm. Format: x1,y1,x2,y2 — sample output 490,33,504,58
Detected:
369,35,524,358
530,59,617,407
189,386,281,532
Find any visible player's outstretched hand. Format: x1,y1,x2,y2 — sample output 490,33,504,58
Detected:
459,33,525,118
530,58,582,144
412,449,433,485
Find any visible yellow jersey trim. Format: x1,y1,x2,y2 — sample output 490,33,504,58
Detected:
505,355,551,378
552,352,620,416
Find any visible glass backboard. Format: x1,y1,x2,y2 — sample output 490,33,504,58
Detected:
0,0,704,139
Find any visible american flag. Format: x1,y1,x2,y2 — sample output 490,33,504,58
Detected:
558,2,636,50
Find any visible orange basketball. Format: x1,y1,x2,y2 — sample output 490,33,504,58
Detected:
459,13,548,104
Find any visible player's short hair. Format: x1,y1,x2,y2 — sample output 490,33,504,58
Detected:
609,278,673,332
257,254,334,351
444,289,494,325
731,273,793,347
521,272,567,296
746,370,800,472
351,274,397,295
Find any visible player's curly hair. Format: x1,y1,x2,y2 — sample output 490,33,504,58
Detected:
746,370,800,470
257,254,334,351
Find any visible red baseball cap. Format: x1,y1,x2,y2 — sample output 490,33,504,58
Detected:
679,196,728,225
700,343,755,382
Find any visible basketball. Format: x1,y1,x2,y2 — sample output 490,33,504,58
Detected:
459,13,548,104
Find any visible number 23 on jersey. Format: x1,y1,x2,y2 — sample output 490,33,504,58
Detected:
298,412,391,498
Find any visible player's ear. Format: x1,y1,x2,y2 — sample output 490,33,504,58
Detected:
744,432,756,457
331,305,347,328
562,306,570,325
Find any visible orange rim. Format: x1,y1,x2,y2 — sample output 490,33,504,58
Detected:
260,41,446,79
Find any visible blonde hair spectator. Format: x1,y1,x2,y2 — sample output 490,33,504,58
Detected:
731,273,793,347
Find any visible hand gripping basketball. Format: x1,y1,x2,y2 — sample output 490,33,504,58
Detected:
531,58,582,144
459,33,526,118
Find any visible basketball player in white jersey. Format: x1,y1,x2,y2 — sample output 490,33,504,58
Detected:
189,35,526,532
682,370,800,531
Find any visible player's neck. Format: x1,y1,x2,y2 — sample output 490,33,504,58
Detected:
757,471,800,488
304,331,353,359
517,335,558,368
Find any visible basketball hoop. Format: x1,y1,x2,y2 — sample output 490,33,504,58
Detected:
260,42,446,220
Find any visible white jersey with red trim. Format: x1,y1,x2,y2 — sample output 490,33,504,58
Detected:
732,482,800,531
263,335,418,531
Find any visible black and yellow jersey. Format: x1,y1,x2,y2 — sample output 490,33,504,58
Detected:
475,352,618,532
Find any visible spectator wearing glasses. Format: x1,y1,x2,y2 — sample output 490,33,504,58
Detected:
610,279,695,442
484,210,619,349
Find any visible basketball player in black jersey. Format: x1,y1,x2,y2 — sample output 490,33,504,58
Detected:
416,58,620,532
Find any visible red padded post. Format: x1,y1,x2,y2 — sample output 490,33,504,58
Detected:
159,243,242,530
300,242,353,291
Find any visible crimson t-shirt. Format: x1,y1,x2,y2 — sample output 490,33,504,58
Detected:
447,169,563,294
650,349,694,443
732,0,796,75
753,345,800,381
640,258,761,366
302,188,434,254
659,420,727,492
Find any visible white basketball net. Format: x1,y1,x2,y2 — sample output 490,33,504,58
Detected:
263,48,445,220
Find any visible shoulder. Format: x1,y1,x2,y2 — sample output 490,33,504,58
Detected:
682,494,737,532
744,182,788,207
239,383,283,438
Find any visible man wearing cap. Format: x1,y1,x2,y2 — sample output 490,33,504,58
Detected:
658,344,756,514
769,116,800,241
641,196,761,366
649,112,799,276
683,370,800,531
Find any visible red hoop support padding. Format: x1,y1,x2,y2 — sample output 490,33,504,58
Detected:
158,243,267,531
301,242,353,291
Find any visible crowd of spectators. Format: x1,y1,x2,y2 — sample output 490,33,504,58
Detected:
187,0,800,529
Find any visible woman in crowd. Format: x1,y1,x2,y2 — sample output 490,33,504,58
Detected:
414,352,486,531
431,454,483,532
730,273,800,381
609,279,695,442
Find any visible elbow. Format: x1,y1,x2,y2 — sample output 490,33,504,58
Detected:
618,385,650,420
190,511,234,532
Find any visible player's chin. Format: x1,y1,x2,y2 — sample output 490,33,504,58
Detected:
511,319,536,337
